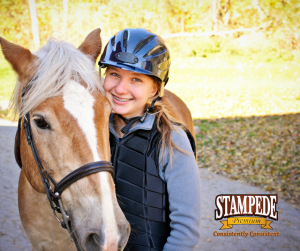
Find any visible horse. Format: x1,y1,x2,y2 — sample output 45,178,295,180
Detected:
0,29,130,251
162,89,196,140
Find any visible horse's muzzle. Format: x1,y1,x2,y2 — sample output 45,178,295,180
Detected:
81,222,130,251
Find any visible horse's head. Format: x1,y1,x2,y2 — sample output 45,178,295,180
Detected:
0,29,130,251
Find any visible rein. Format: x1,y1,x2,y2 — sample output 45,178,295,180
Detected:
16,86,115,246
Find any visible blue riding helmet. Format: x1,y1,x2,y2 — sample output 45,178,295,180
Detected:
99,28,170,97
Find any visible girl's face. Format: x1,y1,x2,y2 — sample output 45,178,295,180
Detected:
104,67,158,118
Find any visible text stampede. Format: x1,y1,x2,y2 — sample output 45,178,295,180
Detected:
215,194,278,220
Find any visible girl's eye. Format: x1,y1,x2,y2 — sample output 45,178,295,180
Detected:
34,117,50,129
111,73,119,77
133,78,141,82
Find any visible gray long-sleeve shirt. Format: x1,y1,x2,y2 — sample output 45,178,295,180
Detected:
109,114,201,251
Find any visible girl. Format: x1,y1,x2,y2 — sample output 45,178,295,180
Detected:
99,28,201,251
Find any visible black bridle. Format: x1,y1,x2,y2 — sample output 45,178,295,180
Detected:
15,86,115,245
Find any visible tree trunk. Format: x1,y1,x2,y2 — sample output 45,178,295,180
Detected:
63,0,69,36
211,0,221,32
252,0,265,20
28,0,40,50
162,27,262,39
181,16,185,32
224,0,231,26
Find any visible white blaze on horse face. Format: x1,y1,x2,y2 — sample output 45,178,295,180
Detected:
63,80,98,160
63,80,119,246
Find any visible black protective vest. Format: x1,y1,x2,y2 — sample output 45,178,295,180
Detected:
110,121,196,251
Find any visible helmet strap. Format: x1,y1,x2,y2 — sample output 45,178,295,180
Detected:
140,96,161,122
117,114,142,134
117,96,162,134
159,82,165,97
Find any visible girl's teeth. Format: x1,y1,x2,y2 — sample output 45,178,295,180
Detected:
114,95,132,102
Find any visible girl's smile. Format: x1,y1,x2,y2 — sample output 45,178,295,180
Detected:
111,93,134,103
104,67,157,118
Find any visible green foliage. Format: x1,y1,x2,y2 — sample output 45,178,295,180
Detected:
0,0,31,49
165,33,299,64
0,108,15,121
0,59,16,101
0,0,299,52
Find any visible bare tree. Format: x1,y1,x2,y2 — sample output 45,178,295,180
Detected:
181,16,185,32
63,0,69,35
224,0,231,26
211,0,221,31
28,0,40,50
252,0,265,20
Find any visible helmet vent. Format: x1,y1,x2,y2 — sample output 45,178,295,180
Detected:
143,45,166,58
111,36,116,47
123,30,128,48
133,35,154,54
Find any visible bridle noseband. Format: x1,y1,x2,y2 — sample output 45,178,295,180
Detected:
16,86,115,245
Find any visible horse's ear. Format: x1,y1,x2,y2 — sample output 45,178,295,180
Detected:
78,28,102,63
0,37,38,79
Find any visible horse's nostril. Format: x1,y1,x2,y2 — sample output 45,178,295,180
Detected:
82,232,103,250
118,223,131,249
126,223,131,237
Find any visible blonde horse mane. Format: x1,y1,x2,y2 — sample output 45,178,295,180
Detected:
12,37,104,117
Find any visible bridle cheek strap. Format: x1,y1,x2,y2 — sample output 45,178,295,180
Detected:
14,118,22,168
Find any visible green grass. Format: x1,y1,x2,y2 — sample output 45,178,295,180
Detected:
167,56,300,119
165,36,300,117
0,58,16,101
1,44,300,119
0,58,16,120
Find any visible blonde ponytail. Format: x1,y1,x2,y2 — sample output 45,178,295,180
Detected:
149,102,191,167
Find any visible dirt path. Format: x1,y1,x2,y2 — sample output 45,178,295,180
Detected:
0,120,31,251
0,119,299,251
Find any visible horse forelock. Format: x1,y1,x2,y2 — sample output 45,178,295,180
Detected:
13,37,105,117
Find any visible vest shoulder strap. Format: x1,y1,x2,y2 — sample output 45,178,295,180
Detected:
151,121,197,160
172,122,197,158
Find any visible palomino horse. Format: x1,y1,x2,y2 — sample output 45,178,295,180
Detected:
0,29,130,251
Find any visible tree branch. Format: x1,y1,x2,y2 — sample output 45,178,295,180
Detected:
162,27,262,39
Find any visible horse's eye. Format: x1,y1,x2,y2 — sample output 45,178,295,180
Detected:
34,117,50,129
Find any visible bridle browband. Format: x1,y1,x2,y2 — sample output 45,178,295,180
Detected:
15,84,115,246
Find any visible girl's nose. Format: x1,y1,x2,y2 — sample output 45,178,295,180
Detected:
114,79,128,94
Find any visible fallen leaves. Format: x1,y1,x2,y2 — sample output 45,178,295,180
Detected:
194,113,300,205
